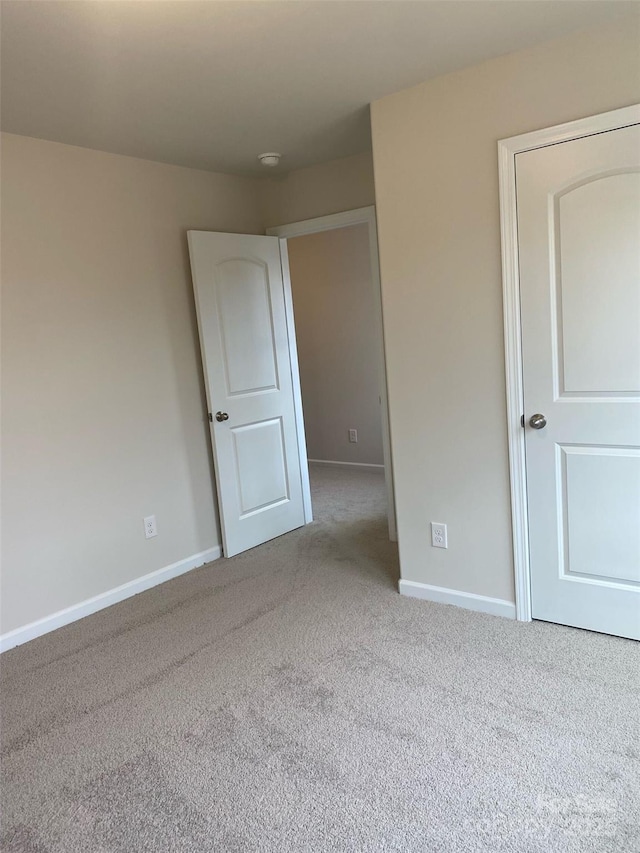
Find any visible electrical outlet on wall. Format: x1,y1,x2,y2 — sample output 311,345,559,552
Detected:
348,429,358,443
144,515,157,539
431,522,447,549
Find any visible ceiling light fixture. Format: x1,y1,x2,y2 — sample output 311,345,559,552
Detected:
258,152,281,167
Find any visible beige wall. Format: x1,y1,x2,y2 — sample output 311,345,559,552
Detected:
1,133,263,634
287,225,384,466
371,16,640,602
0,133,375,638
260,151,375,228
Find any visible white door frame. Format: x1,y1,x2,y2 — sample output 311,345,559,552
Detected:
267,206,397,541
498,103,640,622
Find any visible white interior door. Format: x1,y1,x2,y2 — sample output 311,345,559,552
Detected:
516,123,640,639
188,231,307,557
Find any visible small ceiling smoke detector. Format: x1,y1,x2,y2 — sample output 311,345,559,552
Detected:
258,152,281,167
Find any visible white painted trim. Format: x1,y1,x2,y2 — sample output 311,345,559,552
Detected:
0,546,222,653
308,459,385,473
279,238,313,524
399,579,516,620
267,207,376,239
267,206,397,542
498,104,640,624
498,132,532,624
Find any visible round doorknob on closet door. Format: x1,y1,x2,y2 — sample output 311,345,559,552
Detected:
215,411,229,422
529,413,547,430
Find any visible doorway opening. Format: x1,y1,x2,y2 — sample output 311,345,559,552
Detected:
267,207,397,542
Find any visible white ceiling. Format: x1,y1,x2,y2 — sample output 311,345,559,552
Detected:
1,1,635,176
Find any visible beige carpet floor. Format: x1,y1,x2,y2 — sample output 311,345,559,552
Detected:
1,464,639,852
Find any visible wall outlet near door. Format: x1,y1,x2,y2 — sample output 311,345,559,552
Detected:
144,515,157,539
348,428,358,443
431,522,447,549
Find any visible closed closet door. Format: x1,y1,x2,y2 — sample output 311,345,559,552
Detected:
516,123,640,639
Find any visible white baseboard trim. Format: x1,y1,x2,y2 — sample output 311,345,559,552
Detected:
398,579,516,620
308,459,385,473
0,545,222,653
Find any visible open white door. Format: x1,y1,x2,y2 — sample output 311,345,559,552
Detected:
516,122,640,639
188,231,307,557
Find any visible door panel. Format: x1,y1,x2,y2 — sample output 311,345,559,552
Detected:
516,124,640,639
232,418,289,516
188,231,305,558
216,258,279,395
561,446,640,584
555,172,640,395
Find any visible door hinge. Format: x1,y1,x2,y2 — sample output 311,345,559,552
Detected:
208,412,213,423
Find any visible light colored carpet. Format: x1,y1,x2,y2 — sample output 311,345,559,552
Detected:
1,465,639,852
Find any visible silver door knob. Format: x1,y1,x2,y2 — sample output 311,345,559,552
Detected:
529,413,547,430
215,411,229,422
